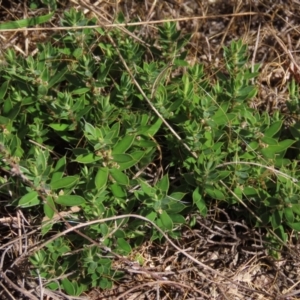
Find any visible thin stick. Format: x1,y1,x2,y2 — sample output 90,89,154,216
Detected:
0,12,261,32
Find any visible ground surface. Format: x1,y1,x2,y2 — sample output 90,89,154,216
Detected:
1,0,300,299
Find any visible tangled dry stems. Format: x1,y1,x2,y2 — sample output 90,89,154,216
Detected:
1,0,300,299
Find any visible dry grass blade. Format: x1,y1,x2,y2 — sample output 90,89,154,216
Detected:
0,12,261,32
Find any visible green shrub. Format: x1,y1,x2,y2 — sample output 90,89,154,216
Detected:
1,8,300,295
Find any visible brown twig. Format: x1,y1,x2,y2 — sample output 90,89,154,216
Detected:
0,12,262,32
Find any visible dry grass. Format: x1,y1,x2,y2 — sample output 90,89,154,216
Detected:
1,0,300,299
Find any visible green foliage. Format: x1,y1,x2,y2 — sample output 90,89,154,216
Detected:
0,12,54,30
1,9,300,296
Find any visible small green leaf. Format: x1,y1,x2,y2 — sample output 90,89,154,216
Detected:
130,151,145,162
84,122,97,137
292,204,300,216
216,171,231,180
38,85,48,96
283,207,295,223
41,222,53,236
156,175,169,192
271,210,282,229
134,139,156,148
237,85,257,100
243,187,258,196
264,120,282,138
6,103,21,120
18,191,39,208
75,153,102,164
159,211,173,231
49,123,70,131
261,139,295,159
212,112,229,126
205,187,225,200
55,195,85,206
193,188,207,216
73,48,83,59
95,167,109,190
48,66,68,88
116,152,145,171
169,192,185,201
264,197,280,208
261,137,277,145
287,222,300,231
44,196,55,219
168,98,184,112
166,200,186,214
259,211,270,225
51,176,79,190
174,59,189,67
146,211,157,222
146,118,163,136
112,135,135,154
246,141,259,151
0,116,10,125
109,168,129,185
74,283,85,296
99,277,113,289
169,214,186,224
140,180,156,197
61,279,76,296
71,87,90,95
110,183,126,198
274,225,287,243
110,122,120,138
51,156,66,184
0,81,9,100
117,238,132,255
100,223,109,236
113,154,132,163
46,282,59,290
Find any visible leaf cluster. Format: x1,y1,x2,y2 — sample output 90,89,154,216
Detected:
1,7,300,295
